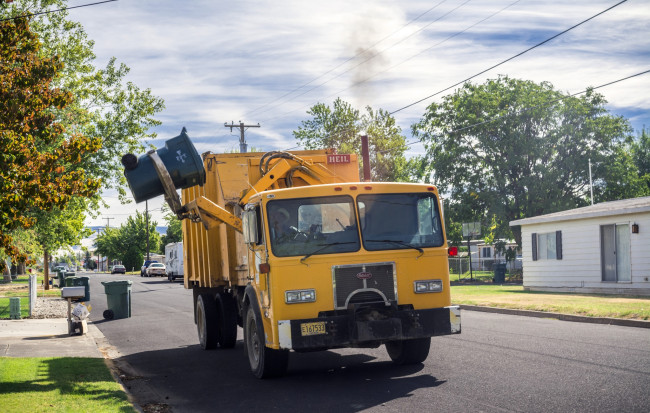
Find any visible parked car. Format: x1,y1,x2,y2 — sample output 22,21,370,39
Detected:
52,265,67,273
140,260,158,277
111,265,126,274
146,263,166,277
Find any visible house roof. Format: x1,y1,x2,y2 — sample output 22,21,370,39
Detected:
509,196,650,226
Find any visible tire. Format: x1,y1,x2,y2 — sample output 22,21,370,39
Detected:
196,294,220,350
103,309,115,320
244,304,289,378
216,292,238,348
385,337,431,365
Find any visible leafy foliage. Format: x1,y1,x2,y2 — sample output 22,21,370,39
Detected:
293,98,412,181
412,76,643,246
0,17,101,268
95,211,160,271
159,205,182,253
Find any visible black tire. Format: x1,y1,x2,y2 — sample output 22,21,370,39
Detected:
196,294,219,350
103,309,114,320
385,337,431,365
216,293,238,348
244,304,288,379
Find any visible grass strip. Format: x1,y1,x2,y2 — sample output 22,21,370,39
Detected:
451,285,650,320
0,357,136,413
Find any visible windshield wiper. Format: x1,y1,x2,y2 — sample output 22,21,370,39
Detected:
300,242,357,264
365,239,424,256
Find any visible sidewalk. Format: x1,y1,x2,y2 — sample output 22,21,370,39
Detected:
0,318,104,358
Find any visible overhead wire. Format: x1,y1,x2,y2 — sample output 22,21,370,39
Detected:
262,0,521,124
0,0,117,22
384,68,650,154
245,0,452,118
389,0,629,115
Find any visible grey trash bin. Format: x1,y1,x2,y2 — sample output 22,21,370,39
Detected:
493,263,507,283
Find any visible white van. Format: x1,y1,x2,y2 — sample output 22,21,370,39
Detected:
165,242,184,282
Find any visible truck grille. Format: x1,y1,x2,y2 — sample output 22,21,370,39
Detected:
332,262,397,309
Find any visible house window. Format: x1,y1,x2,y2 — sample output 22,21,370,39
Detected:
482,247,491,258
531,231,562,261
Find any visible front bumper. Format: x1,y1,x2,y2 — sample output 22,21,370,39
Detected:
278,305,460,351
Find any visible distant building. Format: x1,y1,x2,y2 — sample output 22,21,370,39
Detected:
510,196,650,296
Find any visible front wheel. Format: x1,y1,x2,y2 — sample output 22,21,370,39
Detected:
196,294,219,350
385,337,431,365
244,305,288,378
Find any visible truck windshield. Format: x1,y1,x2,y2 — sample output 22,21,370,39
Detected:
358,193,444,251
267,195,360,257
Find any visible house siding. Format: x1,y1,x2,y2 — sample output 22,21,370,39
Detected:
520,211,650,295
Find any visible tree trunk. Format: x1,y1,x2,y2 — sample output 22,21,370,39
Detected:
44,250,50,291
2,263,10,283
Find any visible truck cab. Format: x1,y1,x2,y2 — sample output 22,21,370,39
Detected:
241,183,459,364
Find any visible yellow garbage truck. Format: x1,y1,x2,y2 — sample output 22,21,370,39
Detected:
122,128,460,378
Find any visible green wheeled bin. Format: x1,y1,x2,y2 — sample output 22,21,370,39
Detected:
65,276,90,302
101,280,132,320
63,271,75,288
493,263,507,284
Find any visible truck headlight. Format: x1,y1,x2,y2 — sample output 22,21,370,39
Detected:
285,289,316,304
414,279,443,293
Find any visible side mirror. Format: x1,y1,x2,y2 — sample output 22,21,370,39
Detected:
242,209,259,244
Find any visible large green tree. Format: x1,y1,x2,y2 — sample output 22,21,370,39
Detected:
293,98,413,181
1,1,164,272
412,76,644,246
0,17,100,269
95,211,160,271
631,128,650,191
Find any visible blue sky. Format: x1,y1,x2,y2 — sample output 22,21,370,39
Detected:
68,0,650,227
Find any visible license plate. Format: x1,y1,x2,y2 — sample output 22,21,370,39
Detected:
300,321,326,336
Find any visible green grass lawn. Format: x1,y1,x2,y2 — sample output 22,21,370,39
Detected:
451,284,650,320
0,357,136,413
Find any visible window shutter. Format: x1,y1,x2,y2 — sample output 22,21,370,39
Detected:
531,233,538,261
556,230,562,260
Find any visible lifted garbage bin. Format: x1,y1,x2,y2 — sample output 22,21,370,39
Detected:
493,263,507,284
101,280,132,320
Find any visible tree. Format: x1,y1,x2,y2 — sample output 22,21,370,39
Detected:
631,128,650,192
293,98,411,181
159,205,182,253
412,76,640,246
0,17,100,269
2,1,165,198
95,211,160,271
1,2,164,272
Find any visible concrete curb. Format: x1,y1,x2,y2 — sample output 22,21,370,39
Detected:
459,305,650,328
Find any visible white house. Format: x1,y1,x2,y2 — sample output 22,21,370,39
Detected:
510,196,650,296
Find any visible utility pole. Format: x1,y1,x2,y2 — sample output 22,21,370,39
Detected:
146,200,150,261
102,217,113,270
102,216,113,229
224,121,260,153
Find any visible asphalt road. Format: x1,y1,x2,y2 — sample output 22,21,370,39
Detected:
85,272,650,413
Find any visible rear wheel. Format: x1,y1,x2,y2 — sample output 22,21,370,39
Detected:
196,294,219,350
385,337,431,365
244,305,288,378
216,292,238,348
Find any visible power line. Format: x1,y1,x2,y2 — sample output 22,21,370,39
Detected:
244,0,450,118
0,0,117,22
258,0,472,121
262,0,521,125
390,0,629,115
386,68,650,154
